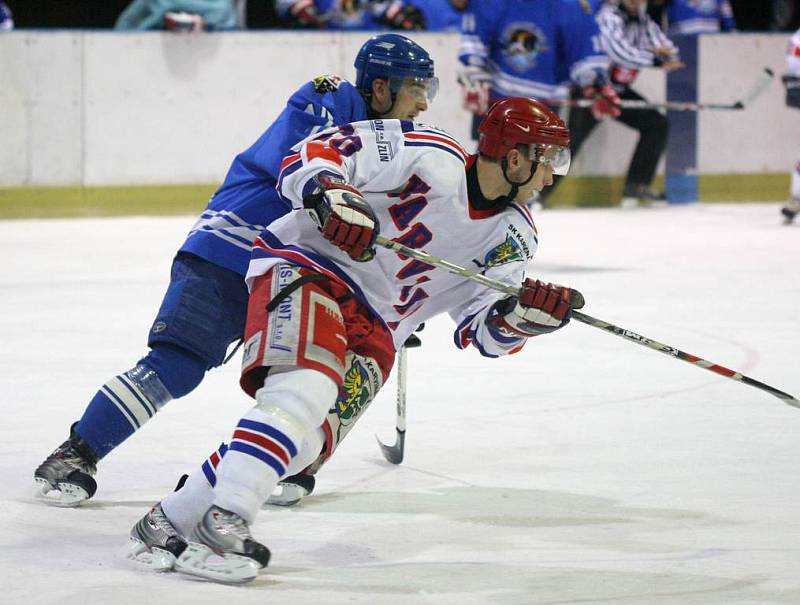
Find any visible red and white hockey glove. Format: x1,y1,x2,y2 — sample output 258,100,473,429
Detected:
457,65,492,115
491,279,585,337
582,84,621,120
304,175,379,262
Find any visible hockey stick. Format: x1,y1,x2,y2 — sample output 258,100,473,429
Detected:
374,235,799,409
550,67,774,112
376,332,422,464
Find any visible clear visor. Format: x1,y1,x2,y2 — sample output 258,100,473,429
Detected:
389,75,440,102
530,144,571,176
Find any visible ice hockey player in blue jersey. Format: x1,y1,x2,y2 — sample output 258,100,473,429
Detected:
667,0,736,35
33,33,438,507
457,0,620,142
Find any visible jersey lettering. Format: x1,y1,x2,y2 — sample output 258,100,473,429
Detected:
389,197,428,230
396,259,434,280
393,287,429,316
393,223,432,254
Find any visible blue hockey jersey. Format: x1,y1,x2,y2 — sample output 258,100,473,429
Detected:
412,0,464,32
179,76,369,276
667,0,736,35
458,0,609,101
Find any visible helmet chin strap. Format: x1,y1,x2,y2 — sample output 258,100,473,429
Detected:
366,88,398,119
493,158,537,206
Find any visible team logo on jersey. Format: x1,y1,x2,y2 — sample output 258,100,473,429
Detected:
502,23,549,73
335,358,371,425
475,235,524,269
312,75,343,94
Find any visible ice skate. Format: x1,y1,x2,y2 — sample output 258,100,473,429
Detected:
266,472,316,507
126,503,188,572
781,198,800,224
34,426,98,507
621,184,667,209
174,506,270,584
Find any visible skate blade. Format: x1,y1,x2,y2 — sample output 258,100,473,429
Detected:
174,542,262,584
124,537,176,572
264,483,309,507
33,477,89,508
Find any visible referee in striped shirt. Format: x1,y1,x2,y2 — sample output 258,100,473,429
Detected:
578,0,684,206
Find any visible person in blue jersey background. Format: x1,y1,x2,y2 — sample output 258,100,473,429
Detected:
33,33,439,507
457,0,620,209
457,0,619,133
666,0,736,34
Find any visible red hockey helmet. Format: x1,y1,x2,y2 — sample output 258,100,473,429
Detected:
478,97,571,175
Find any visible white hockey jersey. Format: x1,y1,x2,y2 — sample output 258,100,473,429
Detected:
245,119,538,357
788,28,800,77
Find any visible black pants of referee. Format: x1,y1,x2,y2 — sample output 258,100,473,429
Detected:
540,86,669,203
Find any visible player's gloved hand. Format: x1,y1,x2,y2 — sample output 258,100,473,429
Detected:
289,0,323,27
304,175,379,262
582,84,621,120
382,1,426,30
491,279,585,337
458,65,492,115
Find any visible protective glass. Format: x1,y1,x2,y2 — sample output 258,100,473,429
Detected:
389,76,440,102
530,144,571,176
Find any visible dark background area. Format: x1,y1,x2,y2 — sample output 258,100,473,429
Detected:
3,0,278,28
3,0,798,30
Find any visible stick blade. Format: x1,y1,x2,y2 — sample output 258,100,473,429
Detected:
375,430,405,464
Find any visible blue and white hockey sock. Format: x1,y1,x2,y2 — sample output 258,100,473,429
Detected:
74,346,206,459
74,364,172,458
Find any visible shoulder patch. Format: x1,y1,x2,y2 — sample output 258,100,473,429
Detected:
312,75,343,94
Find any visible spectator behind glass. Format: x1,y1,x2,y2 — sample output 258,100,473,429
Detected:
115,0,238,30
0,1,13,31
667,0,736,34
276,0,425,30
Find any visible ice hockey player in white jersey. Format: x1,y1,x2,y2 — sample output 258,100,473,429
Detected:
782,28,800,224
125,97,585,584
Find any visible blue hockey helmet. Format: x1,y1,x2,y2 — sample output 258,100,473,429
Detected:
354,34,438,101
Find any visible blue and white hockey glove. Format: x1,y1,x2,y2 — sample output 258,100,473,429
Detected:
491,279,585,337
303,175,380,262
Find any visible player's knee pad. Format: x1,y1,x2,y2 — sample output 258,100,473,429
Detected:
139,344,207,399
254,367,337,439
312,351,385,470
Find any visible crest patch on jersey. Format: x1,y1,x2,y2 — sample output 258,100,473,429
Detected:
501,22,549,73
312,75,343,94
335,358,371,425
483,235,525,268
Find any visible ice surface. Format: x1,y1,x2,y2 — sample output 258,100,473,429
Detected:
1,204,799,604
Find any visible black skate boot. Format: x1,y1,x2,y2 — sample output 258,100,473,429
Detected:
175,505,271,584
34,424,98,507
621,184,667,208
126,503,188,572
266,471,316,507
781,199,800,224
